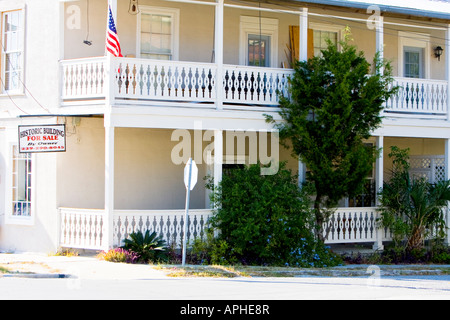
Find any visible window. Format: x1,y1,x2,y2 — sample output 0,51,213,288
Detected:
288,23,342,62
398,31,430,79
1,9,24,93
11,145,32,217
240,16,278,68
403,46,424,78
247,34,270,67
138,7,179,60
313,30,338,57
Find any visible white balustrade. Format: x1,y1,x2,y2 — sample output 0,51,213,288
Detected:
59,208,106,250
322,207,386,244
61,57,107,102
385,77,448,117
222,65,292,106
112,58,217,104
61,57,449,118
112,209,212,248
59,207,396,251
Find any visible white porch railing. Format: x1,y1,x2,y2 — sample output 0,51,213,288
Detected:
112,209,211,248
323,207,390,244
61,57,448,117
61,57,107,102
59,207,393,251
384,77,448,118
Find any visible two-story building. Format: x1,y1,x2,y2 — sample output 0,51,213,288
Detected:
0,0,449,253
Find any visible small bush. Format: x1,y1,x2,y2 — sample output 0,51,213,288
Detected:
98,248,139,264
121,230,168,263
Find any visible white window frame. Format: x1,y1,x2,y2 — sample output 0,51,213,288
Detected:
136,6,180,60
398,31,430,79
0,8,25,95
239,16,278,68
5,143,35,226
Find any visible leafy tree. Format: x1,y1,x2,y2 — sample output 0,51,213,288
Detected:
266,32,397,242
378,146,450,252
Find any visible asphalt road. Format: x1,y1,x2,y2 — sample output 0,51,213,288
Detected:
1,274,449,302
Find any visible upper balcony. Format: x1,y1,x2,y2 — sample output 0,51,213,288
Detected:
59,0,450,121
61,56,448,119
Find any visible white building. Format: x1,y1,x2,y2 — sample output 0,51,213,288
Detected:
0,0,449,253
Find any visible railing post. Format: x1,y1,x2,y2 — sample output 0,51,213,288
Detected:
215,0,224,110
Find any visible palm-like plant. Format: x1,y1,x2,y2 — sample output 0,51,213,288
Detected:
122,230,168,263
379,147,450,252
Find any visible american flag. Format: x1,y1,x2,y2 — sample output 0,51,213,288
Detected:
106,5,122,57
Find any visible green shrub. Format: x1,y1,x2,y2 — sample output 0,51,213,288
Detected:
121,230,168,263
206,162,342,267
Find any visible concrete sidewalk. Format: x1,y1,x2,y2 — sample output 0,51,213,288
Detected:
0,252,168,279
1,252,450,279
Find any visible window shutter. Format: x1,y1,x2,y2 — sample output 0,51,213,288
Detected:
288,25,314,64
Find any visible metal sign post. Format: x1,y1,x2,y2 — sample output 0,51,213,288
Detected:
182,158,198,266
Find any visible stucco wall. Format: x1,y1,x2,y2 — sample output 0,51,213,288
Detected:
63,0,447,79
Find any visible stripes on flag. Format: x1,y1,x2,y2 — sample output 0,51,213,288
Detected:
106,5,122,57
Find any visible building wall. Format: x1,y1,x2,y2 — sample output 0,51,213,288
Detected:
0,119,59,253
63,0,447,79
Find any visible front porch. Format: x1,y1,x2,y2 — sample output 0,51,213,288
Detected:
58,206,389,251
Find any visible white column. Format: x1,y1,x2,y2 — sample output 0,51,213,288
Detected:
373,135,384,251
375,15,384,72
446,24,450,121
299,8,308,62
213,130,223,192
376,15,384,117
298,8,308,185
445,139,450,245
215,0,224,110
298,160,306,187
104,125,115,250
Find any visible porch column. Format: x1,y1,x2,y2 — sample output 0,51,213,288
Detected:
104,125,115,250
446,24,450,121
375,15,384,117
298,8,308,186
215,0,224,110
299,8,308,62
213,130,223,194
373,135,384,251
445,139,450,245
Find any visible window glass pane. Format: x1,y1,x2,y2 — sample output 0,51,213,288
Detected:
140,12,173,60
313,30,337,57
11,146,32,217
151,15,162,34
2,10,23,92
404,46,423,78
247,34,270,67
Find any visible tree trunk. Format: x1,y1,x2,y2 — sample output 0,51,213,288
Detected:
406,225,425,251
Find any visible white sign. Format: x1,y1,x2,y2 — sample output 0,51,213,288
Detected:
184,158,198,190
18,124,66,153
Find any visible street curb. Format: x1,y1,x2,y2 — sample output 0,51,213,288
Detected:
1,273,72,279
